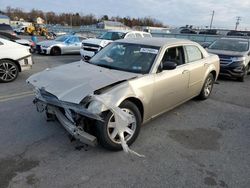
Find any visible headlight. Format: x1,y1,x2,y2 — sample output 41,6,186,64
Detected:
231,56,246,62
88,100,107,114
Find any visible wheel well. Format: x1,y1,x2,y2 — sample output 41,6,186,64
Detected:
123,97,144,120
0,58,21,72
51,46,61,54
210,70,216,79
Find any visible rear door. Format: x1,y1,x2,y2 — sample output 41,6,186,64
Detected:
184,45,207,97
151,46,190,117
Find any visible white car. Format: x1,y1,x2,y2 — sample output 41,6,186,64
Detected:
0,38,33,82
80,30,152,60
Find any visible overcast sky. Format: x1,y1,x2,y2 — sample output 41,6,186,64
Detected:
1,0,250,30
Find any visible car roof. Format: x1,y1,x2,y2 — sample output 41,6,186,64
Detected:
115,37,194,47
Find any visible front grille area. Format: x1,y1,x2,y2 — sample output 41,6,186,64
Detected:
36,45,41,53
82,43,100,52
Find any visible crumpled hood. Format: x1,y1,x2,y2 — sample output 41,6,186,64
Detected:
27,61,138,104
82,38,112,47
37,40,63,47
207,49,247,57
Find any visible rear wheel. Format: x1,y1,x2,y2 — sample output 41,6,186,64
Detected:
198,73,214,100
50,47,61,56
0,60,19,83
96,101,141,150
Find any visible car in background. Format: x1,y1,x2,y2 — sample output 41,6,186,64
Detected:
0,24,16,36
199,29,219,35
36,35,85,55
207,38,250,82
27,38,219,150
0,38,33,82
180,28,197,34
0,31,35,51
80,30,152,60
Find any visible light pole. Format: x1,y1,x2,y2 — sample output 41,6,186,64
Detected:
209,10,215,30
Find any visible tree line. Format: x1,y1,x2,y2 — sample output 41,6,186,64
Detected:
2,6,164,27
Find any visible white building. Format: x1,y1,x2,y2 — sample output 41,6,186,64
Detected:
97,21,130,30
0,14,10,24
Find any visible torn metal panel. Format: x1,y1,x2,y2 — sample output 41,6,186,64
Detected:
92,95,145,157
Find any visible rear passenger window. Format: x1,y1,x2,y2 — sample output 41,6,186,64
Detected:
143,33,151,37
185,46,203,62
135,33,142,38
126,33,136,38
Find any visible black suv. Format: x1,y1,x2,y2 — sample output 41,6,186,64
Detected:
207,38,250,82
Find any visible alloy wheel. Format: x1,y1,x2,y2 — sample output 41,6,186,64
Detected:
107,108,136,144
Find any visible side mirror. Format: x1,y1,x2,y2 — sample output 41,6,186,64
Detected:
248,51,250,56
162,61,177,70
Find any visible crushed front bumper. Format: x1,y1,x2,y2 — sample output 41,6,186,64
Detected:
33,90,102,146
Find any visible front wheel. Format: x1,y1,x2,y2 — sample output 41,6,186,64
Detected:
198,73,214,100
96,101,141,151
50,47,61,56
0,60,19,83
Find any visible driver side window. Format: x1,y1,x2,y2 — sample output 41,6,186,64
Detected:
162,46,185,66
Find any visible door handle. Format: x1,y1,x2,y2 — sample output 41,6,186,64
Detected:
182,70,189,74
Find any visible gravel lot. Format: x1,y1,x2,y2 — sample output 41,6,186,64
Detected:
0,54,249,188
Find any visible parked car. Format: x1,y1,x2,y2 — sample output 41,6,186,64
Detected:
180,28,197,34
207,38,250,81
226,31,246,36
0,38,33,82
0,31,35,51
27,38,219,150
80,30,152,60
36,35,85,55
14,26,27,35
199,29,218,35
0,24,16,36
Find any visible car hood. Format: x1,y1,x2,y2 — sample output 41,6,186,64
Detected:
27,61,138,104
82,38,112,47
15,39,30,45
207,49,247,57
37,40,63,46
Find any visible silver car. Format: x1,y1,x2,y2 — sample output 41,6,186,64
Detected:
36,35,85,55
27,38,219,150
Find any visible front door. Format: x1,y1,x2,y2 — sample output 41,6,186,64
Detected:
151,46,190,117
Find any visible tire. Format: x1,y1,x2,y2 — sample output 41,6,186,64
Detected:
237,65,248,82
0,60,19,83
198,73,214,100
50,47,61,56
96,100,142,151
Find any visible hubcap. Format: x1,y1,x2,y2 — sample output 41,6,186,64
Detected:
204,77,213,97
0,62,17,81
107,108,136,144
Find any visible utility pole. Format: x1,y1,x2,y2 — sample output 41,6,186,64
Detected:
209,10,215,30
235,16,241,30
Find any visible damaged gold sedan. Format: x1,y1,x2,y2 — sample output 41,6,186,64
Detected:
27,38,220,151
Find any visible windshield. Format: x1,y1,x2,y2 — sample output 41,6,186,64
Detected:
208,39,249,52
89,42,159,74
98,32,126,40
55,35,70,42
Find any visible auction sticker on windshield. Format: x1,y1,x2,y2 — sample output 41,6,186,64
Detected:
140,48,158,54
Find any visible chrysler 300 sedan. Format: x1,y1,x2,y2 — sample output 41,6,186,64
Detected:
27,38,219,150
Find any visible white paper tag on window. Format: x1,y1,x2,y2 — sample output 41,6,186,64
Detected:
140,48,158,54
